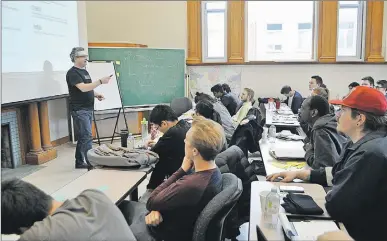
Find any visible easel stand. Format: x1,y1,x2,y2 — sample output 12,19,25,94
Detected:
93,107,129,145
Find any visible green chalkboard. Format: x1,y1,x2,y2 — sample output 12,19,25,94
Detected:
88,47,185,106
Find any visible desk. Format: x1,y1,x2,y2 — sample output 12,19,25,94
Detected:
258,139,306,176
51,169,147,204
265,104,300,127
249,181,331,241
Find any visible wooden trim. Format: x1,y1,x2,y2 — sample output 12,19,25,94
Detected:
27,103,43,153
227,1,245,63
88,42,148,48
365,1,385,62
317,1,338,62
51,136,70,147
186,0,202,64
39,101,53,150
187,61,387,66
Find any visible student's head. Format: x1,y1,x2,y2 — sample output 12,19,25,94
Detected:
185,116,225,162
376,80,387,94
311,87,329,100
149,105,178,134
360,76,374,88
2,179,53,235
195,100,222,125
331,86,387,139
309,75,325,91
280,86,293,98
222,84,232,93
70,47,88,67
210,84,225,98
194,92,216,104
348,82,360,93
240,88,255,102
299,96,330,126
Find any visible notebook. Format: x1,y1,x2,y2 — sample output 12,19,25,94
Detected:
269,146,305,160
292,221,340,240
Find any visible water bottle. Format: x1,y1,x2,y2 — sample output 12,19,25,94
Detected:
141,118,149,142
127,133,135,150
268,125,276,143
263,187,280,228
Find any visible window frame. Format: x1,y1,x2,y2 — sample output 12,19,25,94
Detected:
201,1,228,63
336,1,366,61
244,1,319,62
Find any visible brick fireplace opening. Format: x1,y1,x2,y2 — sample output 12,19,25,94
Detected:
2,124,14,168
1,110,22,168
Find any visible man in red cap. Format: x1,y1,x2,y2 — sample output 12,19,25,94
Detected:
267,86,387,241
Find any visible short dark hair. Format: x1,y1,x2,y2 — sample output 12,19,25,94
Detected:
149,105,178,126
194,92,216,104
2,179,52,234
361,76,375,86
210,84,224,93
309,95,330,117
222,84,231,93
311,75,326,88
195,100,222,125
348,82,360,88
280,85,292,95
376,80,387,88
351,109,387,131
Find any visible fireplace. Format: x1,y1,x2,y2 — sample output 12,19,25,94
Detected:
1,110,22,167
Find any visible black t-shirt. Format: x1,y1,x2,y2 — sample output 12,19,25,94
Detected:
221,93,238,116
66,66,94,111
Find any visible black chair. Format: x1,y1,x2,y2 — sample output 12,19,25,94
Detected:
170,97,193,117
192,173,243,241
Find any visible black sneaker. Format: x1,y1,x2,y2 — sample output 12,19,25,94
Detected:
75,162,89,169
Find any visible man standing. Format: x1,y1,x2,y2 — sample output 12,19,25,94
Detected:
211,84,238,116
66,47,112,169
376,79,387,99
280,85,303,114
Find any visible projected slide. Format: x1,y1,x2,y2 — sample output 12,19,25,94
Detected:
2,1,80,104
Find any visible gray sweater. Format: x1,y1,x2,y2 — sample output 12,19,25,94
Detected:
213,101,236,141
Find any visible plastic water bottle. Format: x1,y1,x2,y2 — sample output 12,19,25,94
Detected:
264,187,280,228
268,125,276,143
141,118,149,142
127,133,135,150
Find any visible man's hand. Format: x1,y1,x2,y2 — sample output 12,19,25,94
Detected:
146,139,156,148
181,156,194,172
95,93,105,101
266,170,311,183
317,231,353,241
100,75,112,84
145,211,163,226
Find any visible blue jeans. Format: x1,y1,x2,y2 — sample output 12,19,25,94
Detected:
72,109,93,165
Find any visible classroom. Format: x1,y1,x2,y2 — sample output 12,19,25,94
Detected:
1,1,387,241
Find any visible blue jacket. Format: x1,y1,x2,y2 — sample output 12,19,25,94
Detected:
284,91,303,114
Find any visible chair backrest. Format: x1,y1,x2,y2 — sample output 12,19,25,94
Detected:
170,97,193,117
192,173,243,241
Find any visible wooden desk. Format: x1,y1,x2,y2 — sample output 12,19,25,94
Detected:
249,181,330,241
51,169,147,204
265,104,300,127
257,139,306,177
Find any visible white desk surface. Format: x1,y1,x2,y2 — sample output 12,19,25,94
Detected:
249,181,333,241
265,103,300,127
257,139,307,177
51,169,146,204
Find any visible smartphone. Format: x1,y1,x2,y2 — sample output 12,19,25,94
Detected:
280,186,305,193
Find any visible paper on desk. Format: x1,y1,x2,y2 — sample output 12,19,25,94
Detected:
271,161,306,170
292,221,339,240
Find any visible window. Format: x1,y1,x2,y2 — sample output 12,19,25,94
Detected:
337,1,365,59
202,1,227,62
247,1,316,61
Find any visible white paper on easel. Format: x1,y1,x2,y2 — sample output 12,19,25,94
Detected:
86,62,122,111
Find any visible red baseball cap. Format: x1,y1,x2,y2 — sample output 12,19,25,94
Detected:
330,86,387,115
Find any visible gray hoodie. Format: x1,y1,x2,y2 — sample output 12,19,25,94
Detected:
304,113,347,169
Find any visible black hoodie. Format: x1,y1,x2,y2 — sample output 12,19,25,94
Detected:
304,114,347,169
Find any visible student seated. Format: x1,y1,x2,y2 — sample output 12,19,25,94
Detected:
311,87,335,113
194,92,235,141
280,85,303,114
360,76,374,88
1,179,135,240
222,83,242,111
211,84,238,116
376,79,387,99
146,105,191,190
299,96,347,168
309,75,327,93
267,87,387,241
348,82,359,94
232,88,254,126
119,116,225,241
